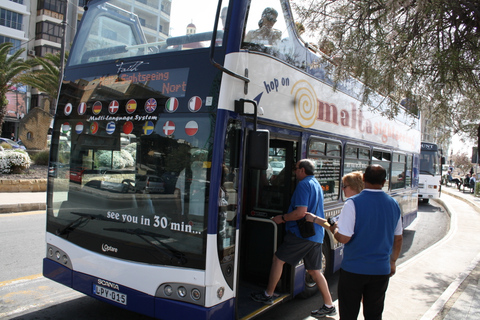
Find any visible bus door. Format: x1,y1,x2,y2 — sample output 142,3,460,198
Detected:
238,136,298,316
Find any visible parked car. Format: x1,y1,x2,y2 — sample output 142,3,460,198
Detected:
0,138,26,150
270,161,285,176
69,167,86,184
136,175,165,194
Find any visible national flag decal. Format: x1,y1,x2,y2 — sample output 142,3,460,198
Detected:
126,99,137,114
163,121,175,136
145,98,157,113
78,102,87,115
143,121,155,135
188,96,202,112
75,122,83,134
92,101,102,115
185,121,198,136
106,121,116,135
90,122,99,134
123,121,134,135
165,97,178,113
62,122,70,133
64,103,72,116
109,100,119,114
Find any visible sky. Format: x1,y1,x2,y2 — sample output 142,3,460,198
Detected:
449,134,475,157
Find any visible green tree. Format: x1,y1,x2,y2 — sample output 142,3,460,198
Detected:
452,152,472,176
17,52,67,110
292,0,480,140
0,42,35,135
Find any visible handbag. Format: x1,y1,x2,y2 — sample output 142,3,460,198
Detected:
296,218,316,238
296,195,318,238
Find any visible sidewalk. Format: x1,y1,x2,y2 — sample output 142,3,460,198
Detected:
386,186,480,320
0,191,46,213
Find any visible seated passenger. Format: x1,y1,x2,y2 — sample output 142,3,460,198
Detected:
244,7,282,46
447,170,461,188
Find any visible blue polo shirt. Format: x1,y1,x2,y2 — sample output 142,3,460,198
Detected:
285,175,325,243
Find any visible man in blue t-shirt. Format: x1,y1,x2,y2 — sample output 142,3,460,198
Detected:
251,159,336,318
329,164,403,319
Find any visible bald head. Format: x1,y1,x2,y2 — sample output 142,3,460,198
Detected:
364,165,386,186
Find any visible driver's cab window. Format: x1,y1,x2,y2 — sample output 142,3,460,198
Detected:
242,0,301,64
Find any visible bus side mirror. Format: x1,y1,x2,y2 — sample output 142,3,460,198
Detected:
248,130,269,170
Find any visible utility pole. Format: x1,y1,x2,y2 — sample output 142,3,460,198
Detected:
477,123,480,175
58,0,68,110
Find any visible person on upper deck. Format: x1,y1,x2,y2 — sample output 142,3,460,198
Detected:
244,7,282,46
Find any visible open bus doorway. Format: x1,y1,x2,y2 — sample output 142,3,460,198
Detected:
238,137,298,318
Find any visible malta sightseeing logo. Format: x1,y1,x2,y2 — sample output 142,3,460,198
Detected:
291,80,318,128
290,80,417,148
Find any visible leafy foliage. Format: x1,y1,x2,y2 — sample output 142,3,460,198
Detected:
292,0,480,140
96,146,136,169
0,149,32,173
0,42,37,135
31,150,50,166
17,52,67,104
451,152,473,175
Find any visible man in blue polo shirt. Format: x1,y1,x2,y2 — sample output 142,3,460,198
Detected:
251,159,336,318
329,164,403,319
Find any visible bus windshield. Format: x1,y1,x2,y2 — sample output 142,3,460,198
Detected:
68,0,225,66
419,150,440,176
48,101,213,269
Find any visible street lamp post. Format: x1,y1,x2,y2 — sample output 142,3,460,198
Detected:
58,0,68,96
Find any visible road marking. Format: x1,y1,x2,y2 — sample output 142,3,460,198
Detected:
0,274,43,287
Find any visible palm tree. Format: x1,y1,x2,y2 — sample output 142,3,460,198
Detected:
17,52,67,113
0,42,35,135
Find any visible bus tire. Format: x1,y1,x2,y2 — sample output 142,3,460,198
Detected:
423,198,430,203
298,239,332,299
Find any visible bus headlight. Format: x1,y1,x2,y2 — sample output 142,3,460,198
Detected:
164,285,173,296
191,288,201,300
177,286,187,298
156,283,205,305
46,244,72,269
217,286,225,299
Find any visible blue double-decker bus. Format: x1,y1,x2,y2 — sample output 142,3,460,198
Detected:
44,0,421,318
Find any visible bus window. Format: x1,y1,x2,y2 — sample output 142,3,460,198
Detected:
406,155,413,187
391,153,406,189
69,0,226,66
217,122,240,289
308,138,342,202
344,144,370,175
372,150,391,191
242,0,305,68
250,140,296,213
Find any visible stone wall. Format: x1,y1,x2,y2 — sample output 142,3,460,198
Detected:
18,107,53,150
0,179,47,192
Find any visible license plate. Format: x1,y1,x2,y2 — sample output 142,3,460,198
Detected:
93,284,127,305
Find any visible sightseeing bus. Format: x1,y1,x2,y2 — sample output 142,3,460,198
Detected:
418,142,444,202
44,0,421,319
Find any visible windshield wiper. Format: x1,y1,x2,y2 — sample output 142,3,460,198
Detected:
104,228,187,265
56,211,122,236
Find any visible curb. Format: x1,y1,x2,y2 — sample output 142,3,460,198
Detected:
0,202,46,214
0,179,47,192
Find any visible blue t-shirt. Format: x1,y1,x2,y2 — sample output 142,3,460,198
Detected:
285,175,325,243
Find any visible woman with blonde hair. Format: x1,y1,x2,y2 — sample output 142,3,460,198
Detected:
341,171,364,198
306,171,364,227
